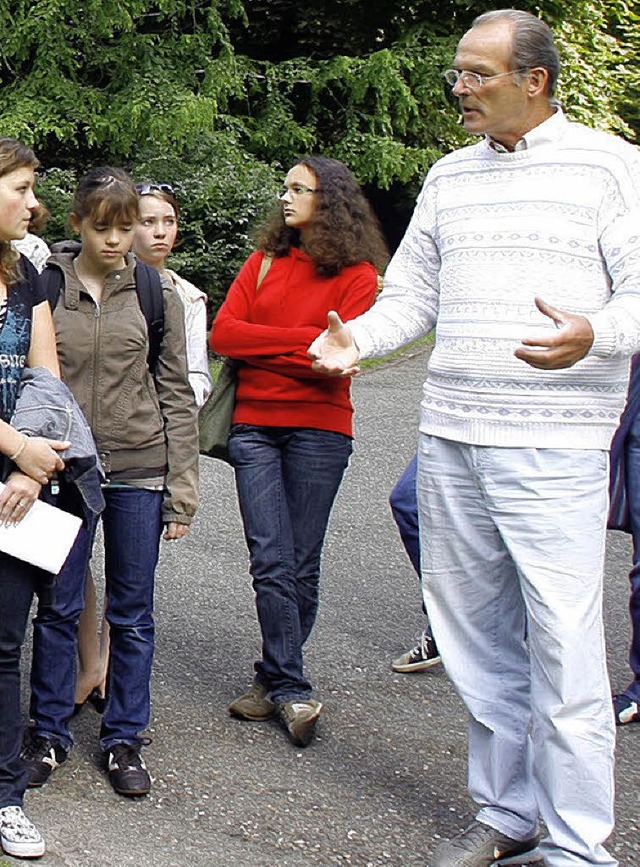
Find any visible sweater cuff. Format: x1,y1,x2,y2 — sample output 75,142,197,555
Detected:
349,322,370,359
586,311,617,359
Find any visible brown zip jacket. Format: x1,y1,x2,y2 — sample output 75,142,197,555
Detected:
46,251,199,525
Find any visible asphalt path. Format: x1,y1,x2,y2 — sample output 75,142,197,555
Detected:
14,345,640,866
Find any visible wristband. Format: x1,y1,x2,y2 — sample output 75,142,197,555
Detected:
9,434,28,463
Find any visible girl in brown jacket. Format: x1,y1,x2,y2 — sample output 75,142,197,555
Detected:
23,168,199,798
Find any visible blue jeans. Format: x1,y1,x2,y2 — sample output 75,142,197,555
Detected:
389,455,420,575
30,486,163,752
625,407,640,702
0,556,38,807
229,425,352,704
389,454,432,634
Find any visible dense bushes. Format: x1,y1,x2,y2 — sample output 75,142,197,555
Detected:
37,139,279,312
12,0,637,316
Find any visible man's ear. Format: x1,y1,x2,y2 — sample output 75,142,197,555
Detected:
526,67,549,97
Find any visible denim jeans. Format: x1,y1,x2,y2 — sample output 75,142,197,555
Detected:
0,556,38,807
417,435,616,867
624,407,640,702
229,425,352,704
389,454,433,633
30,486,163,752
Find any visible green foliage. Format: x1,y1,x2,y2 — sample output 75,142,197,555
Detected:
36,140,279,310
2,0,637,314
132,138,278,307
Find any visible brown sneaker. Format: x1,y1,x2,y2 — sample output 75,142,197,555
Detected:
228,681,276,721
276,699,323,747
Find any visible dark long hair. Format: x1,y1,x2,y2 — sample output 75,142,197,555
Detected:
0,138,39,285
257,156,388,277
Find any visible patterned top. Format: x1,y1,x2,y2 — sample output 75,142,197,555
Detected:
350,109,640,450
0,256,46,422
12,233,51,273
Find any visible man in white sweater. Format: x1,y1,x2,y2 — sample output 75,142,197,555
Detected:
309,9,640,867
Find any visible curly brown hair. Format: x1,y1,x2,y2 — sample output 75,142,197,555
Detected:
0,138,39,286
257,156,388,277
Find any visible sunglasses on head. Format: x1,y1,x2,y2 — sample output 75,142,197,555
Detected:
135,182,175,197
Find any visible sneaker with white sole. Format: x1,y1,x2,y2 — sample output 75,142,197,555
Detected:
613,693,640,726
392,629,441,673
106,743,151,797
21,734,68,788
432,821,543,866
0,806,45,859
276,699,323,747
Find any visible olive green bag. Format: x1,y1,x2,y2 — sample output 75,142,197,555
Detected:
198,254,273,462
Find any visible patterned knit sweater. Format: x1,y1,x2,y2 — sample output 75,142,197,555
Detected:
350,110,640,450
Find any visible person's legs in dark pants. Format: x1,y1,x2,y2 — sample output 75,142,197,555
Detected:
26,515,98,786
228,425,351,745
99,486,162,795
389,454,440,672
0,558,45,857
614,407,640,724
0,558,37,808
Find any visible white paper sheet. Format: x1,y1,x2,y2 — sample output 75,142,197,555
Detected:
0,483,82,574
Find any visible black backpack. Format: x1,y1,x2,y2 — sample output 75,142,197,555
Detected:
42,261,164,374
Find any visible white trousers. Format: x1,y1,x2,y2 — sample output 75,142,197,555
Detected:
417,435,616,867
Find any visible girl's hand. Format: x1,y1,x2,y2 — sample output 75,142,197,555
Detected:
0,472,41,526
13,436,69,485
163,521,190,541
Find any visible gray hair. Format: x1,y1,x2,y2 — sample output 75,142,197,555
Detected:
472,9,560,96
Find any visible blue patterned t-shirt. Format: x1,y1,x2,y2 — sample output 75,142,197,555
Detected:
0,255,46,423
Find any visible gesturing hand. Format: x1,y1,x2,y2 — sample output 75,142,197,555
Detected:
308,311,361,377
515,297,594,370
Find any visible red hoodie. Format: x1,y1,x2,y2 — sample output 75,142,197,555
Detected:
210,248,378,437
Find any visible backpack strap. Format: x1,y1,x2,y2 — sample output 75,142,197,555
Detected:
133,261,164,375
43,260,165,375
41,265,65,311
256,253,273,290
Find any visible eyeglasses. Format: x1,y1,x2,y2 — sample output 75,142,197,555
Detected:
135,182,175,197
443,68,528,90
277,184,318,200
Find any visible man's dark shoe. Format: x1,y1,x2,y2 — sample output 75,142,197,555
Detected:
21,734,68,788
432,820,543,866
105,743,151,797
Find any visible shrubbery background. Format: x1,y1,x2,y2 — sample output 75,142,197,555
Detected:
6,0,637,315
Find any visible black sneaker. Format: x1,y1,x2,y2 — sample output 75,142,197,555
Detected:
106,743,151,797
21,734,68,788
392,629,441,673
613,693,640,725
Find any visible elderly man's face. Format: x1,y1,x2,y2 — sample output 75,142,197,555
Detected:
452,20,532,149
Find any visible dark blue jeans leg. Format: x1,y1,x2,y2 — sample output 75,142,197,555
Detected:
389,455,420,575
625,410,640,702
30,514,98,750
0,556,38,807
229,426,352,704
389,454,432,628
99,487,162,752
